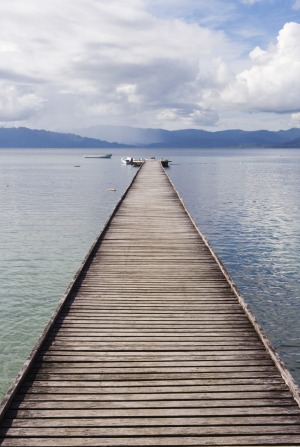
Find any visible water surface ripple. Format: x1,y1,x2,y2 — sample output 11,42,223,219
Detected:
169,148,300,385
1,147,300,399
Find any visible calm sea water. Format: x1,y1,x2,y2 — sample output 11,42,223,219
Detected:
0,147,300,399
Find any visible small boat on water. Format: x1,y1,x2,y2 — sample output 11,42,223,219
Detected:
84,154,112,159
121,156,170,167
160,158,171,167
121,157,134,165
132,158,145,167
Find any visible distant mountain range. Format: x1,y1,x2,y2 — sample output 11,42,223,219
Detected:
0,127,129,148
76,124,300,148
1,125,300,148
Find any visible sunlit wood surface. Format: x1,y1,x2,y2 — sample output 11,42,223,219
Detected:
1,159,300,446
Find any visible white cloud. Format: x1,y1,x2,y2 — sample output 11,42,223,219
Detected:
0,0,300,131
293,0,300,10
241,0,261,5
291,112,300,127
0,83,44,122
221,22,300,114
0,0,238,129
0,41,19,52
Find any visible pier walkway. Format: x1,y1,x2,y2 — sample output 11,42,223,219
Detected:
1,159,300,445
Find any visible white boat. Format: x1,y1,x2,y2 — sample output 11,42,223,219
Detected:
121,157,133,165
132,158,145,167
84,154,112,159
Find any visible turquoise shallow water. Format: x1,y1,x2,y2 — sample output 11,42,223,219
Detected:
0,148,136,397
0,147,300,399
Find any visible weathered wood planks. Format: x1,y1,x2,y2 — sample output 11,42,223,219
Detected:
1,159,300,446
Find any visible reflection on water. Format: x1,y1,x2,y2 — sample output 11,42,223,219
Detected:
168,149,300,382
0,147,300,399
0,149,136,397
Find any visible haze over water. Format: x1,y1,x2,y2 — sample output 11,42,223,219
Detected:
0,147,300,400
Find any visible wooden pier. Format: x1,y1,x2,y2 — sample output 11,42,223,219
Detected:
1,159,300,446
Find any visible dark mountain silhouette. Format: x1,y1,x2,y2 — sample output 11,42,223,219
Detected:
145,128,300,148
77,125,300,148
1,126,300,148
272,137,300,148
0,127,129,148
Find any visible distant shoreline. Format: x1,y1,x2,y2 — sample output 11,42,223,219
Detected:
1,126,300,149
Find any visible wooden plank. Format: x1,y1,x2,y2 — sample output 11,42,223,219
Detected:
3,415,300,428
10,400,299,410
3,424,300,437
8,404,300,414
2,435,300,446
1,159,300,446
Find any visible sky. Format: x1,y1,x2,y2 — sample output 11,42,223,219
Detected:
1,0,300,132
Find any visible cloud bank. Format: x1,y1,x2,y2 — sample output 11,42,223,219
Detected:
221,23,300,114
1,0,300,131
